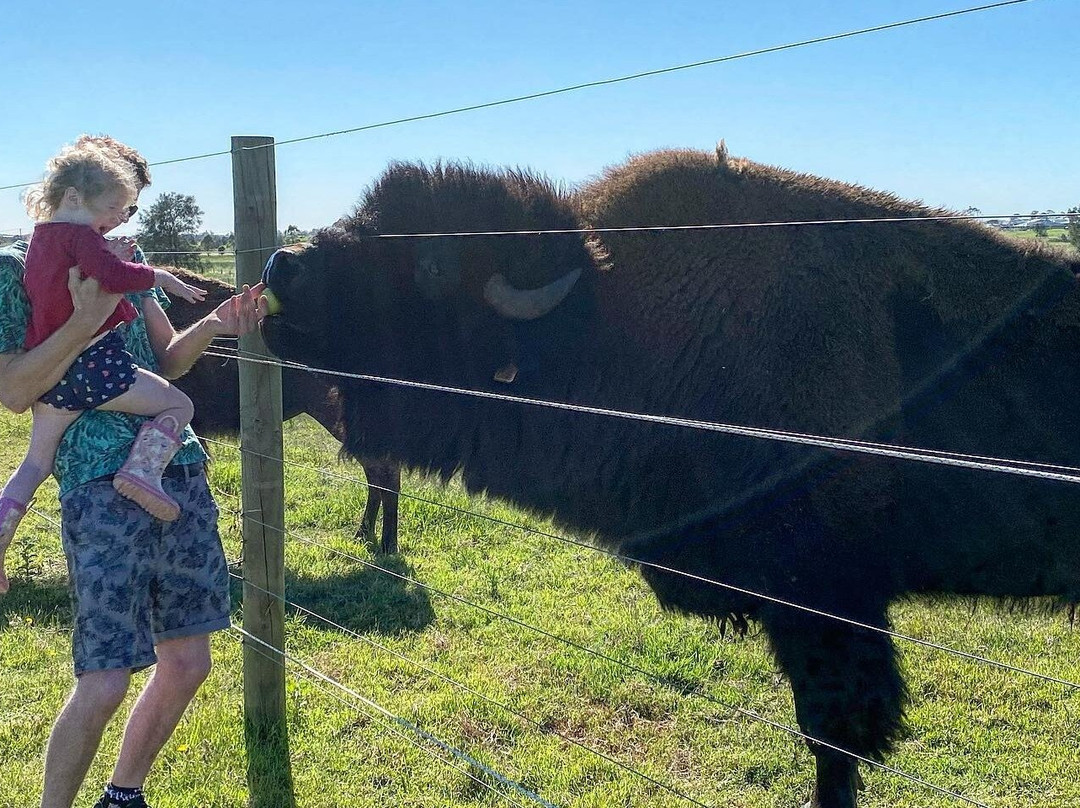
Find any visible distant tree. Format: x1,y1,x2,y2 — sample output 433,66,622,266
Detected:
1067,207,1080,250
137,192,205,270
963,206,982,218
281,224,308,246
196,231,229,251
1028,209,1045,235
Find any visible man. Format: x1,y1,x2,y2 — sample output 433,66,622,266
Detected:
0,139,264,808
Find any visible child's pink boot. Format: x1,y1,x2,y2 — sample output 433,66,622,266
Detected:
113,417,183,522
0,497,28,593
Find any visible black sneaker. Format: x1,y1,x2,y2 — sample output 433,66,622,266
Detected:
92,795,150,808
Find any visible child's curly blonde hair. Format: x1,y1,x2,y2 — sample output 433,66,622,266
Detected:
24,139,139,222
74,134,152,189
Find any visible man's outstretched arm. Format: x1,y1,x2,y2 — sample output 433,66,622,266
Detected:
146,282,266,380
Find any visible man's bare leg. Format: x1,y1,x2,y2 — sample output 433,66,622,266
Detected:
108,633,212,790
41,670,131,808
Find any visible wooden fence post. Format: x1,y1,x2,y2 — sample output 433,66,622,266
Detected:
232,135,293,807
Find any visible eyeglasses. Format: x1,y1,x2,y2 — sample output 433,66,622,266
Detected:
125,205,139,218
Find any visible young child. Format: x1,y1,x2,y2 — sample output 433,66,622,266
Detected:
0,139,206,560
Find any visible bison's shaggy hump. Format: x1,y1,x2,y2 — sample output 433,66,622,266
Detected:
579,147,1075,446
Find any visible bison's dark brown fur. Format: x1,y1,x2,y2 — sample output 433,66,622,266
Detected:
164,268,400,552
260,148,1080,807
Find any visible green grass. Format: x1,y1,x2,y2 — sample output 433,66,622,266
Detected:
1,410,1079,807
1005,227,1070,241
186,253,236,283
1003,228,1079,256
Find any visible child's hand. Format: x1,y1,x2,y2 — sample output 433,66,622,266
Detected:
105,236,137,260
154,269,207,303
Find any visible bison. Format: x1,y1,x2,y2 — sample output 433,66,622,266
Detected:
165,267,401,553
258,147,1080,808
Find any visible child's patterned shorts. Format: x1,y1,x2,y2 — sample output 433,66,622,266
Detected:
38,329,138,411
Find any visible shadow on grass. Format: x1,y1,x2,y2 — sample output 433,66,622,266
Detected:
229,554,436,637
0,576,72,630
3,558,434,639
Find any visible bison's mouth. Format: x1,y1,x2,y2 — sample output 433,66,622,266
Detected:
260,314,329,369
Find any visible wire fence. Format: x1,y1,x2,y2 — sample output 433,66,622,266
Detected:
199,432,1080,693
7,221,1075,801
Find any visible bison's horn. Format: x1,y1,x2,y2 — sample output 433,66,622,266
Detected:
483,268,583,321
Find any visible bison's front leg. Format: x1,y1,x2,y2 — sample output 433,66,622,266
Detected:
357,482,380,544
761,607,905,808
803,754,859,808
376,462,400,554
355,460,401,554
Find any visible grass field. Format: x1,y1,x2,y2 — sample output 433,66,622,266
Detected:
187,252,236,282
1,404,1079,808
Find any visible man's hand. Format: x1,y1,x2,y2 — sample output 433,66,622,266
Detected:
208,282,267,337
67,267,122,335
146,283,267,380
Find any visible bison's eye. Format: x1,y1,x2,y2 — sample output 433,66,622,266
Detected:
413,241,461,300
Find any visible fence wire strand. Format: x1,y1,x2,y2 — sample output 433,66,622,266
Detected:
206,349,1080,487
128,210,1080,258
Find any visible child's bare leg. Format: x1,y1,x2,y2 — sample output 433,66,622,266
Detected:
97,368,194,433
2,404,80,503
0,404,81,592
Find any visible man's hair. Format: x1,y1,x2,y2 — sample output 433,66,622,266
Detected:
74,134,152,189
24,140,139,222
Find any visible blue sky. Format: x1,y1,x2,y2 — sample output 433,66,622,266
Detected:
1,0,1076,236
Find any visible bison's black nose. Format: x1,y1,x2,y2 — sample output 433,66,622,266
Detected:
263,248,305,300
262,249,288,288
